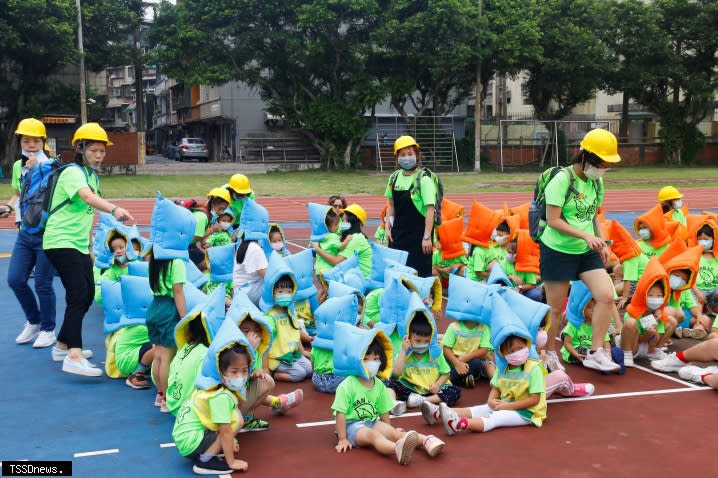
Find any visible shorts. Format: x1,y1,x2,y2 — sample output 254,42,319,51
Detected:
312,372,346,394
345,420,378,448
186,430,218,460
146,296,180,348
539,242,604,281
138,342,153,362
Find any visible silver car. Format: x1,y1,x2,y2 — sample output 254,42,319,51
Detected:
178,137,209,162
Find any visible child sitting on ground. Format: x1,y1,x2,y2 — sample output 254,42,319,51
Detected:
431,217,467,284
635,206,671,258
691,219,718,317
561,295,612,365
441,317,494,388
662,246,711,339
462,201,504,282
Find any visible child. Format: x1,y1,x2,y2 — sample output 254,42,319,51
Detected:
387,295,461,409
488,217,519,266
95,230,143,303
662,246,711,339
497,236,542,302
336,204,372,278
658,186,687,226
562,296,612,365
606,219,649,311
634,205,671,258
233,198,269,305
203,208,235,249
308,202,341,278
285,249,319,341
332,324,445,464
432,217,468,283
172,320,251,474
619,258,673,366
425,296,545,435
261,253,313,382
690,218,718,316
442,316,494,388
462,200,504,281
269,223,289,257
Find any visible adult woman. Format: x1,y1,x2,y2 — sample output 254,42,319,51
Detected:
1,119,57,348
43,123,134,376
540,128,621,373
384,136,436,277
328,195,347,216
312,203,372,278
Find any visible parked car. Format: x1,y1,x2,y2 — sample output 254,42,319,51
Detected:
177,138,209,162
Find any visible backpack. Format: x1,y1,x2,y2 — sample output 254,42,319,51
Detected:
528,166,601,243
19,160,98,235
390,167,444,226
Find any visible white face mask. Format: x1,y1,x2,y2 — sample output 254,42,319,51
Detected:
505,253,516,263
364,360,381,378
699,239,713,251
638,228,651,240
271,241,284,252
669,274,687,290
646,297,664,311
584,164,607,180
673,199,683,209
494,234,508,245
219,221,232,231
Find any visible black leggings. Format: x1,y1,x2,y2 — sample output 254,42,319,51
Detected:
44,248,94,349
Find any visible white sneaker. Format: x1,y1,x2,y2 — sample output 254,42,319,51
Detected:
583,348,620,372
647,349,668,361
33,331,57,348
623,351,635,367
544,350,566,372
16,322,40,344
678,365,718,383
52,346,93,362
421,401,441,425
406,393,425,408
62,357,103,377
390,400,407,416
650,352,686,372
439,403,465,436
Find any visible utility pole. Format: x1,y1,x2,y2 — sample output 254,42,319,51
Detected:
134,21,146,165
474,0,482,172
76,0,87,124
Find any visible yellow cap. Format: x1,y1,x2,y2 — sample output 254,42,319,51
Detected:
72,122,113,146
580,128,620,163
393,135,420,155
15,118,47,139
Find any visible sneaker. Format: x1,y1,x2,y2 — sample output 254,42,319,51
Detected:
570,383,595,397
544,350,566,372
61,357,102,377
406,392,425,408
623,351,635,368
16,322,40,344
154,393,163,407
421,401,440,425
465,374,476,388
674,327,683,338
240,416,270,433
650,352,687,372
583,348,620,372
125,372,151,389
192,456,232,475
273,389,303,414
52,346,93,362
390,400,407,416
394,430,419,465
160,400,169,413
647,349,668,361
439,402,466,436
678,365,718,383
688,328,708,340
422,434,445,457
32,330,56,348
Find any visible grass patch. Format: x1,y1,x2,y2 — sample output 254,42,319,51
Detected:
1,165,717,199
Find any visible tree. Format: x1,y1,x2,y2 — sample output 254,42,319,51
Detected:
151,0,390,168
636,0,718,164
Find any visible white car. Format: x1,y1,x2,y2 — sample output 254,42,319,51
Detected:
178,138,209,162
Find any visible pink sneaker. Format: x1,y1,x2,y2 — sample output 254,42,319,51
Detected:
422,435,445,457
569,383,595,397
273,389,304,414
154,392,163,407
394,430,419,465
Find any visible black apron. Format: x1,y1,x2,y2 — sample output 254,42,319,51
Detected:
390,177,433,277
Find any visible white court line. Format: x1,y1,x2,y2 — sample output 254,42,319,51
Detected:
285,241,307,250
74,448,119,458
632,364,703,389
159,443,176,448
295,386,710,428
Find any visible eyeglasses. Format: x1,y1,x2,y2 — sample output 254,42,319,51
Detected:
332,203,343,208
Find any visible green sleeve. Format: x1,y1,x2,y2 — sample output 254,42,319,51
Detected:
544,170,570,208
193,212,208,238
441,324,457,348
11,160,22,192
528,364,545,394
384,178,394,199
207,391,235,424
419,174,436,207
622,256,641,282
171,259,187,285
679,290,697,309
432,249,441,266
320,234,341,255
470,247,489,273
561,323,576,339
375,381,395,415
490,372,499,388
265,313,278,337
437,354,451,375
56,166,87,202
479,324,492,350
330,379,352,415
518,271,537,285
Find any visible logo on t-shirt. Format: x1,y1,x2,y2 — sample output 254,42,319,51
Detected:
699,265,718,289
176,405,191,424
572,194,596,223
353,397,378,420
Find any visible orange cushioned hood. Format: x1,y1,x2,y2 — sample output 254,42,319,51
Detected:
462,200,503,248
625,257,669,320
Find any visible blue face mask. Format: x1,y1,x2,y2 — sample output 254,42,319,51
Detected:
223,374,247,392
115,255,128,265
412,343,429,354
398,156,417,170
275,293,294,307
638,228,651,240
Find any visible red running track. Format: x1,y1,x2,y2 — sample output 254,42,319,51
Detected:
3,187,716,229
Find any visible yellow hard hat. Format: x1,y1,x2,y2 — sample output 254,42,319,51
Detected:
579,128,620,163
15,118,47,139
393,135,420,155
207,187,231,203
657,186,682,202
228,174,252,194
72,122,113,146
344,203,367,225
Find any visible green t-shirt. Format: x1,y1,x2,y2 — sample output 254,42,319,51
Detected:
11,159,22,192
363,288,382,327
152,259,187,297
374,225,387,245
498,258,537,286
315,232,341,275
466,246,490,281
540,166,604,255
172,389,237,456
384,170,437,217
331,375,394,422
398,352,451,394
310,346,334,375
191,210,209,242
114,325,150,376
622,253,650,282
442,321,492,356
432,250,468,278
637,240,668,259
340,233,372,278
560,322,610,363
697,254,718,291
167,343,209,416
206,230,231,248
43,165,100,253
667,289,697,310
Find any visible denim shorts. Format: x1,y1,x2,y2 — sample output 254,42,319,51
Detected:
345,419,378,448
